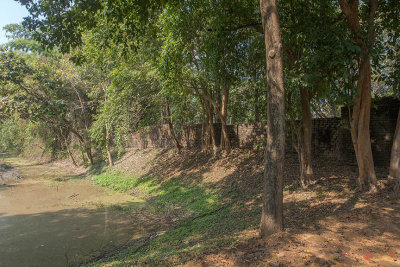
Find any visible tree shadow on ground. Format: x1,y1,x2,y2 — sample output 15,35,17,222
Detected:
93,147,400,266
76,147,399,266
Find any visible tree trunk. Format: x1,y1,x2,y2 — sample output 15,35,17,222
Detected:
200,100,207,150
105,122,114,167
389,108,400,191
298,87,313,188
85,146,94,165
338,0,378,191
206,100,218,153
260,0,285,238
65,125,93,165
220,83,231,153
350,54,377,191
200,86,231,153
59,127,78,167
78,139,92,165
202,115,208,150
165,103,183,152
203,103,211,151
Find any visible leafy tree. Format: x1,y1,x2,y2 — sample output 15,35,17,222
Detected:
0,45,95,164
280,0,348,187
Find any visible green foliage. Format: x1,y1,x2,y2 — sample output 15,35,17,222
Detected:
82,30,162,160
0,115,25,153
2,23,50,55
0,114,59,158
2,0,398,163
18,0,102,52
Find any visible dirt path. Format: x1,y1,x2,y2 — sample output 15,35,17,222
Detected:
0,157,150,267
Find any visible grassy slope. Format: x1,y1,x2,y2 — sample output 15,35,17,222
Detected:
90,168,260,266
86,148,400,267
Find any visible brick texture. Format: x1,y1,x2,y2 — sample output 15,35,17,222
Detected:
129,98,399,167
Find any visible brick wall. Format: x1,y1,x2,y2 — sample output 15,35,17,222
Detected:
340,97,399,166
129,98,399,167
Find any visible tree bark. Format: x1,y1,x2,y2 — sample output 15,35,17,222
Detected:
389,108,400,191
260,0,285,238
105,122,114,167
220,83,231,153
338,0,378,191
165,103,183,152
206,100,218,153
350,55,377,190
298,87,313,188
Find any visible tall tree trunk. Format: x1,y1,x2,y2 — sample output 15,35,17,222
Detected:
202,114,208,150
260,0,285,238
338,0,378,191
85,146,94,165
200,86,231,153
103,88,113,167
220,83,231,153
350,54,377,190
206,100,218,153
200,100,207,150
105,122,114,167
216,84,222,123
389,108,400,192
204,104,212,151
298,87,313,187
165,103,183,152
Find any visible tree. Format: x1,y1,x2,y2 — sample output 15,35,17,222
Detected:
0,45,95,165
158,0,260,153
337,0,379,191
280,0,346,188
259,0,285,237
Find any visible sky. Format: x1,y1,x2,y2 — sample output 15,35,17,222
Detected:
0,0,30,44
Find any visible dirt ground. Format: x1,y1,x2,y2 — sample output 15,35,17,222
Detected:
186,192,400,267
114,148,400,267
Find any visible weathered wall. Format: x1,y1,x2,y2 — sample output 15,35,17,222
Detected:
129,98,399,167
